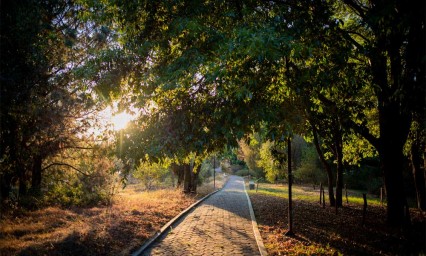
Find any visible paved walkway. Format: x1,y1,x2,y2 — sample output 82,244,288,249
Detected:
143,175,261,256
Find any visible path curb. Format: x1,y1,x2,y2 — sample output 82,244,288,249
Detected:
131,179,229,256
244,181,268,256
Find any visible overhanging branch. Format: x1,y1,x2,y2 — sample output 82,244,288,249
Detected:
42,162,89,176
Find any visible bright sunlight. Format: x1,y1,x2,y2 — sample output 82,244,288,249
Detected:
111,112,133,131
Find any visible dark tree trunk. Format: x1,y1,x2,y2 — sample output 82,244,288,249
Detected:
411,141,426,210
378,100,411,226
334,124,344,207
368,27,412,225
312,123,336,206
0,173,13,202
31,156,42,196
183,163,191,193
171,163,185,188
190,165,200,193
18,165,27,197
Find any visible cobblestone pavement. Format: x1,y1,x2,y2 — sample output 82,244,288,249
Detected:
143,175,260,256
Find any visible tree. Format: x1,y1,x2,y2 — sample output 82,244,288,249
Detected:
0,0,120,203
334,0,425,225
258,140,282,183
0,0,81,199
89,0,424,226
134,156,170,190
294,145,325,185
238,133,264,178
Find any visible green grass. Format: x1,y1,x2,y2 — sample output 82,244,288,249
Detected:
248,182,383,206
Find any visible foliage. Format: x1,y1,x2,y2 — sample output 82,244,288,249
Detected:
294,145,326,185
43,154,123,207
2,0,423,227
257,140,282,183
220,145,245,166
0,0,120,207
344,160,383,195
198,160,213,184
235,169,250,177
238,133,264,178
133,156,171,191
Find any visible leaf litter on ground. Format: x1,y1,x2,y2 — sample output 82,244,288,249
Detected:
249,186,425,256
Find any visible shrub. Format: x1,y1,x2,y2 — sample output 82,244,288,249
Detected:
198,160,213,184
235,169,250,177
133,157,170,191
294,146,326,185
43,156,122,207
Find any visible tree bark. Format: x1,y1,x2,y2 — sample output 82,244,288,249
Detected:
312,123,336,206
31,156,42,196
171,163,185,188
190,165,200,193
334,123,344,207
411,140,426,210
378,100,411,226
0,173,13,202
183,163,191,193
18,165,27,197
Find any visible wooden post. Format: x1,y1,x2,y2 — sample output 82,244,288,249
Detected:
322,188,325,209
380,187,383,207
362,193,367,225
345,184,348,204
285,137,294,236
319,182,323,204
213,156,216,190
256,180,259,192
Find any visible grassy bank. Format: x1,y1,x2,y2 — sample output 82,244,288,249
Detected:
252,182,383,206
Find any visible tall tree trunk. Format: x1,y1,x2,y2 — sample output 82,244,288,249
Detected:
171,163,184,188
334,124,344,207
18,165,27,197
31,156,42,196
0,173,13,202
190,165,200,193
183,163,191,193
369,32,412,225
312,123,336,206
411,140,426,210
378,101,411,226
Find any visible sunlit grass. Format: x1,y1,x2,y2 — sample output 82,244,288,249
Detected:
247,182,383,206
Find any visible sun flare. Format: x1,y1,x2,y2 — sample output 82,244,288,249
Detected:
111,112,133,131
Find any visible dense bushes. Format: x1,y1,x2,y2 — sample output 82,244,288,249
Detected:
294,146,327,185
133,157,171,190
42,156,123,207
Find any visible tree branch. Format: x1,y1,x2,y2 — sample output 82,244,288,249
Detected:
342,0,367,19
348,120,380,152
310,121,332,172
42,162,89,176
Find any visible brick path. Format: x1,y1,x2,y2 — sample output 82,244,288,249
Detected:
143,175,261,256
